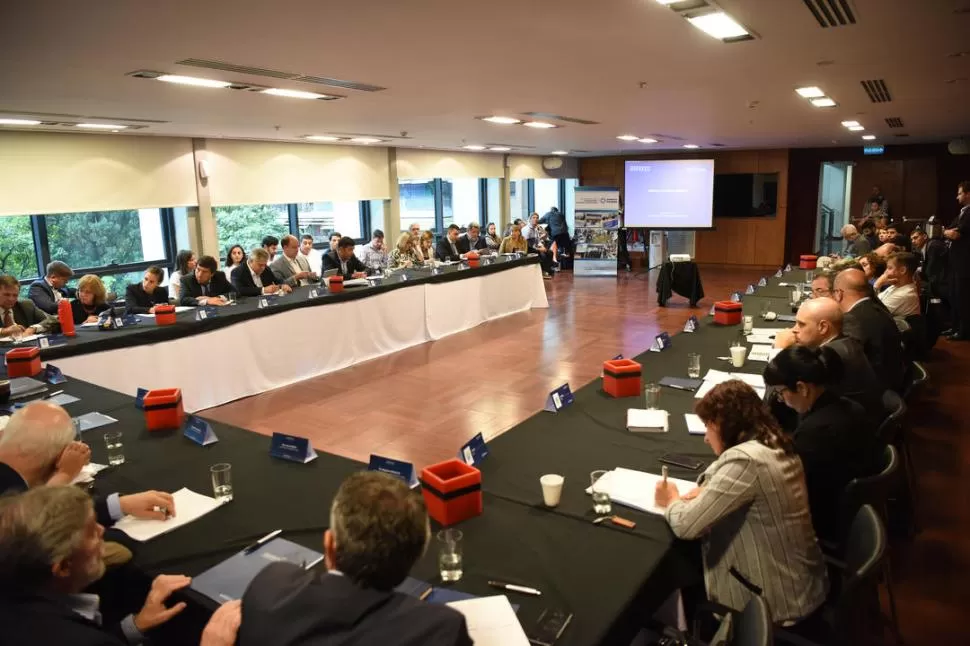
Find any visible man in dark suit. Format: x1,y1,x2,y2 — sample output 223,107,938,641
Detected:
231,247,291,298
28,260,76,315
435,224,462,262
456,222,488,255
0,486,239,646
910,227,948,299
179,255,233,307
943,180,970,340
124,266,170,315
834,268,905,392
322,237,368,279
0,274,59,337
239,472,471,646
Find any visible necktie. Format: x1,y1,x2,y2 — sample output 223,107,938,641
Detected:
3,309,12,327
201,283,208,296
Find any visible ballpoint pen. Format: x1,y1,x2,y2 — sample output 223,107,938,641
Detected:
243,529,282,554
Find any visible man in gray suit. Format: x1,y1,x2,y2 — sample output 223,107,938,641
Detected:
0,275,58,337
270,235,319,288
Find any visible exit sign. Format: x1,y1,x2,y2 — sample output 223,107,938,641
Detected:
863,145,885,155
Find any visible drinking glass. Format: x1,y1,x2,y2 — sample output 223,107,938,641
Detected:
104,431,124,466
760,300,770,319
687,353,701,379
644,383,661,409
210,463,233,503
437,529,463,582
590,470,612,515
805,270,815,285
743,315,754,335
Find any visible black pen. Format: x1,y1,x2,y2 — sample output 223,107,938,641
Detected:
45,390,64,399
243,529,282,554
487,580,542,596
664,384,695,392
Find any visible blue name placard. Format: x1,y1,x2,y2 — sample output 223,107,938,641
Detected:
758,277,768,287
730,292,743,302
683,315,699,333
458,432,489,466
44,364,66,385
195,307,218,321
257,297,269,309
308,288,320,299
368,454,419,488
650,331,672,352
745,284,755,295
270,432,318,464
543,383,574,413
774,268,783,278
784,264,792,272
134,387,148,410
184,415,219,446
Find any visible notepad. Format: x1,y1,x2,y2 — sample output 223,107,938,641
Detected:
627,408,669,433
584,467,697,516
9,377,48,399
343,278,370,287
114,488,223,542
695,370,766,399
73,412,118,433
685,414,706,435
747,344,774,362
446,596,530,646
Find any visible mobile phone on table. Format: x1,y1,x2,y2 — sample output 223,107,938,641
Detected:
659,453,705,471
527,608,573,646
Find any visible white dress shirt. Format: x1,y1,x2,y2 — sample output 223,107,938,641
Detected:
301,249,323,276
878,282,920,317
249,264,263,290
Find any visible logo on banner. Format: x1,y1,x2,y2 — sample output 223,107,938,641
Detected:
650,332,672,352
683,316,699,333
543,383,574,413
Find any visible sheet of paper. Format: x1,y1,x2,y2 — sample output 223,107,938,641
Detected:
48,393,80,406
79,321,100,328
729,372,766,389
701,369,732,383
750,328,781,336
746,335,775,345
585,468,697,516
695,377,765,399
685,413,706,435
446,596,529,646
71,462,109,485
113,488,223,542
0,334,44,343
627,408,669,432
747,344,774,362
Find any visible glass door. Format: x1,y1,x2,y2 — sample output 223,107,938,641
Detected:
816,162,854,255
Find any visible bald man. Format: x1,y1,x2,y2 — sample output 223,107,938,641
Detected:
834,269,905,392
841,224,871,257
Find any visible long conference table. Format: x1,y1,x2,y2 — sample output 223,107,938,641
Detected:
34,255,549,412
4,267,805,645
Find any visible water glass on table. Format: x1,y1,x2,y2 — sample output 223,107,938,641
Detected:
104,431,124,466
687,353,701,379
590,470,612,515
743,315,754,334
210,463,233,503
644,383,661,409
437,529,463,582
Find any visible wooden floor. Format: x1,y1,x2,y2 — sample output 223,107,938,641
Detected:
203,266,968,643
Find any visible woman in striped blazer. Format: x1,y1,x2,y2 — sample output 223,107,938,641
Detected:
655,380,828,628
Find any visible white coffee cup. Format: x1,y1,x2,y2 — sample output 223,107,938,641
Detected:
540,474,565,507
730,345,748,368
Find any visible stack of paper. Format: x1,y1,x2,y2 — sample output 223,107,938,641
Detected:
584,467,698,516
114,488,224,542
343,278,371,287
747,344,774,362
446,596,530,646
627,408,669,433
694,370,766,399
10,377,48,399
684,414,706,435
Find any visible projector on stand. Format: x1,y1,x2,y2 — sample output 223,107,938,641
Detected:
669,254,692,263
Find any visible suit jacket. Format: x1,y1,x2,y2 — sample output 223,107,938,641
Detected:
70,299,110,325
825,335,886,421
321,250,368,279
793,392,884,542
455,233,487,255
270,253,315,287
123,283,169,315
435,238,461,262
918,238,948,297
842,298,905,393
239,563,472,646
7,299,59,333
27,279,75,315
0,594,127,646
0,462,113,527
231,264,281,298
179,272,233,306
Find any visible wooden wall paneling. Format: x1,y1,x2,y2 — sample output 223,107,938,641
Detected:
849,159,905,222
902,158,937,221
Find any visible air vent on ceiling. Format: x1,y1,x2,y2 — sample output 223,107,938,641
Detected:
885,117,905,128
802,0,856,28
175,58,386,92
709,143,726,147
894,133,910,138
485,143,535,149
520,112,599,125
650,133,685,141
0,109,168,124
861,79,892,103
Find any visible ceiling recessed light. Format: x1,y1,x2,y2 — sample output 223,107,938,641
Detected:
262,88,332,100
523,121,557,129
481,116,521,125
77,123,128,130
686,11,749,40
488,146,511,151
617,134,640,141
861,135,877,140
654,0,681,4
349,137,383,144
304,135,341,142
841,120,861,128
810,97,837,108
463,145,486,151
638,138,658,144
0,118,42,126
847,125,865,131
683,144,700,149
795,86,825,98
157,74,231,88
551,150,569,155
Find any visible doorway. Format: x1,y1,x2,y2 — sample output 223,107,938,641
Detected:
816,162,854,256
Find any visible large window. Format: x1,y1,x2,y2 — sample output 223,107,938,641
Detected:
399,179,437,233
534,179,561,217
442,178,481,228
213,203,289,257
45,209,167,270
297,202,362,240
563,178,578,232
0,216,40,282
509,179,530,224
485,179,501,227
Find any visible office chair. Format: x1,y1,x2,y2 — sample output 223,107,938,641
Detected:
901,361,928,402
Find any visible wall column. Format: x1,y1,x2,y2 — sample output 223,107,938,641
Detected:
191,138,219,258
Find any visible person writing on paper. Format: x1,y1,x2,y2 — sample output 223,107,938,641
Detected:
181,256,233,307
0,486,242,646
168,250,196,301
322,237,368,280
654,381,828,631
231,248,291,298
389,232,421,269
456,223,488,255
70,274,112,324
0,274,58,338
356,229,390,271
124,267,169,315
435,224,463,262
270,235,319,287
499,223,528,255
763,346,883,543
238,471,472,646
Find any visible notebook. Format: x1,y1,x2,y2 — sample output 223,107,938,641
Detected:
626,408,669,433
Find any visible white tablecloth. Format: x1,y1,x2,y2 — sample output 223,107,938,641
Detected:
56,263,548,412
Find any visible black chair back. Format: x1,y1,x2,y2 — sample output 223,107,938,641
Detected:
902,361,928,401
840,444,899,534
836,505,888,644
734,596,772,646
876,390,906,444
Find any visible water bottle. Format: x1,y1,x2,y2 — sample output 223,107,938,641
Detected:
57,298,75,337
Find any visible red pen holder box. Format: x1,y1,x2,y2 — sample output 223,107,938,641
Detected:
143,388,184,431
328,276,344,293
420,459,482,527
154,304,177,326
713,301,743,325
799,255,818,269
603,359,642,398
5,347,41,377
466,251,480,268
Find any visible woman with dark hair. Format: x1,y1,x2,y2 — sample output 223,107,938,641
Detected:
224,245,246,280
858,252,886,286
763,345,883,543
169,249,197,300
484,223,501,252
655,380,828,629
